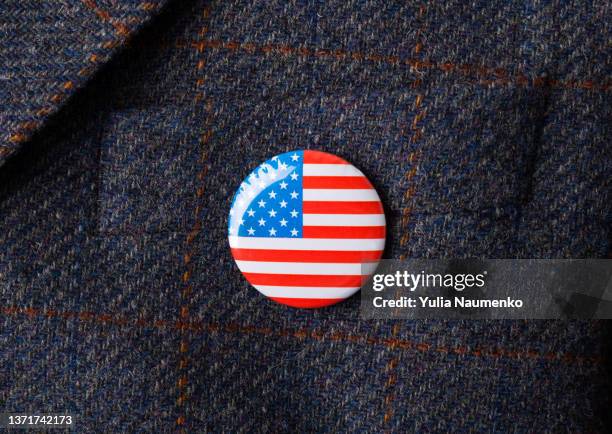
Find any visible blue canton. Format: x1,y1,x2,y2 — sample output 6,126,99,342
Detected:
229,151,304,238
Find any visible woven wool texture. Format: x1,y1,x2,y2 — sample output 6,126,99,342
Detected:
1,0,611,432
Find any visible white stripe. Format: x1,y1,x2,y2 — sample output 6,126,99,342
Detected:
303,189,379,201
228,236,385,251
303,214,386,226
235,261,379,275
303,164,364,177
254,285,360,299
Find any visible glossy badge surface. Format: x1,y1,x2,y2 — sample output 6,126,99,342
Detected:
228,150,386,308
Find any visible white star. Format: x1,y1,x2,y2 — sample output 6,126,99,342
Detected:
279,181,288,190
290,228,298,236
279,218,288,227
290,191,299,199
279,200,287,208
278,161,288,171
291,153,299,161
268,209,277,218
247,227,255,235
258,199,266,208
268,190,277,199
269,227,277,236
247,209,255,217
290,172,299,181
258,218,266,226
238,218,244,226
290,209,299,218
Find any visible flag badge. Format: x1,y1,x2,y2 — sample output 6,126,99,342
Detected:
228,150,386,308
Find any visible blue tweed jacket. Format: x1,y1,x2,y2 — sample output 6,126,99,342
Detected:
1,0,610,432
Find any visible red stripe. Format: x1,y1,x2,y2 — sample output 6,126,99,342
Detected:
303,150,349,164
231,248,383,263
302,176,373,189
303,201,384,214
270,297,346,308
243,273,363,287
303,226,386,239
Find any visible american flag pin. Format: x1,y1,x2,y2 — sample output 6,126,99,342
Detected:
228,150,386,308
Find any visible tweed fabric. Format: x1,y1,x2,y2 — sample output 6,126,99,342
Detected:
1,0,611,432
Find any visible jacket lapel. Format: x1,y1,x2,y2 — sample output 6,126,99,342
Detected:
0,0,170,166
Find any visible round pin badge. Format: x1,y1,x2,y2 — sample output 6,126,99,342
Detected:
228,150,386,308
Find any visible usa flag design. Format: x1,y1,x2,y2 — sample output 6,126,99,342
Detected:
228,150,385,308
